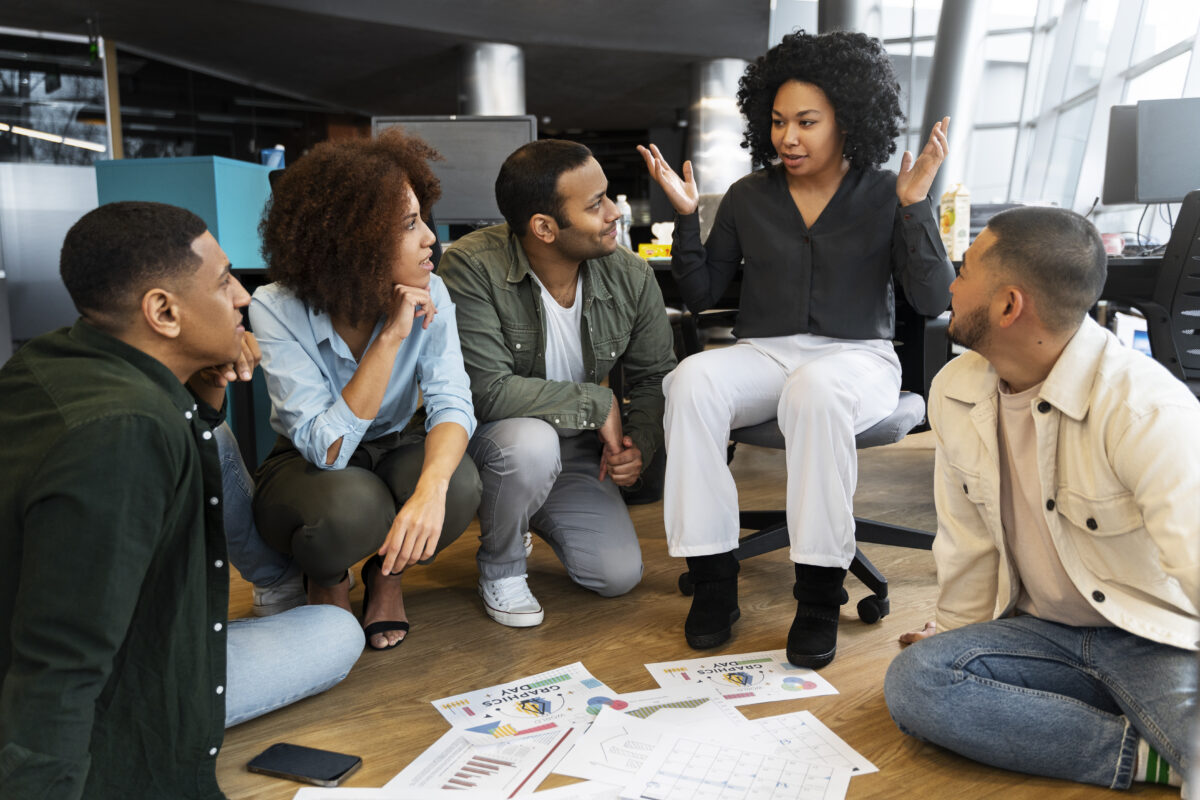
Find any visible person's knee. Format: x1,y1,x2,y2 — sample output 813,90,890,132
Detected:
884,641,942,737
307,605,366,678
475,418,561,487
589,549,644,597
664,357,723,411
779,368,849,421
289,475,394,570
442,454,483,534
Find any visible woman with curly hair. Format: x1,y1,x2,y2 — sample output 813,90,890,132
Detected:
639,29,954,668
250,129,481,650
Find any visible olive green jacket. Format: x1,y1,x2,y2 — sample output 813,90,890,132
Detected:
440,224,677,469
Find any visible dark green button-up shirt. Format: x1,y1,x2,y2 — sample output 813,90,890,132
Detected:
0,321,229,800
440,224,677,467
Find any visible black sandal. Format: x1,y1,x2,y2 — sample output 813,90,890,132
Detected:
360,554,410,651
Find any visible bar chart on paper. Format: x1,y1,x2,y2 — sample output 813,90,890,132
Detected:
622,736,851,800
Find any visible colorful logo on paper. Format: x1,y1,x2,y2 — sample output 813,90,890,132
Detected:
586,696,630,715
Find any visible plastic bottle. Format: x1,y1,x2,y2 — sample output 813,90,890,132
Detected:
615,194,633,250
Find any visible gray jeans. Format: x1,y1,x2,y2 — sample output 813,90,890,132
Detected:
468,418,643,596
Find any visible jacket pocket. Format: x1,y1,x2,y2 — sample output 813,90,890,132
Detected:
502,323,538,375
1056,488,1144,536
590,331,631,381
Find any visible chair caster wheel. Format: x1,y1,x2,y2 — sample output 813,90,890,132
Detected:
857,594,889,624
678,572,694,596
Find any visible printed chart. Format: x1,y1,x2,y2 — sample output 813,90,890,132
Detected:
433,662,613,744
644,651,837,707
386,725,581,797
755,711,876,776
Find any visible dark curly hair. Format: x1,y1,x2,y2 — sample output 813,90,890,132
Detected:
260,128,442,326
737,30,903,170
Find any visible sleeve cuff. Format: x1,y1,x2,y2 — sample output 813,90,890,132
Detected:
309,395,372,469
425,408,476,439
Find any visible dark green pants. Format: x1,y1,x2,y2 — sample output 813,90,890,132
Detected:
252,431,482,586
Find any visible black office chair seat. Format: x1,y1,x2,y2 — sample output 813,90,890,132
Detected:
679,390,935,624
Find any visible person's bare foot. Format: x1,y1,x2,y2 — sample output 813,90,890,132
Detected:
363,561,409,649
306,573,352,614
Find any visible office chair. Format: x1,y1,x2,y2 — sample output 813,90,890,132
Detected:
678,293,948,624
1103,189,1200,400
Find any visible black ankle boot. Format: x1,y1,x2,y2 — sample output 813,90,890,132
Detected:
787,564,847,669
684,552,740,649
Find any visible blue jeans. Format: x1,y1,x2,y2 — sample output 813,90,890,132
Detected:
216,422,299,588
225,605,364,727
885,616,1196,788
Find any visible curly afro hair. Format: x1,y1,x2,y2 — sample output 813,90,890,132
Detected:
737,29,903,170
260,128,442,326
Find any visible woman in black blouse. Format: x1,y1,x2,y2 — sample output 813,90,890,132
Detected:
639,29,954,668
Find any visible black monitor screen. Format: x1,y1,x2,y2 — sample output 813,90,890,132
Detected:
371,115,537,225
1136,98,1200,204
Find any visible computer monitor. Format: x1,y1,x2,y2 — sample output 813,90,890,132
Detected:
1102,104,1138,205
371,115,537,226
1135,97,1200,204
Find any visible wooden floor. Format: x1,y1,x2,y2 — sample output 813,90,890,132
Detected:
217,434,1172,798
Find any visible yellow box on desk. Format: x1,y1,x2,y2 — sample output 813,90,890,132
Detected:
638,243,671,259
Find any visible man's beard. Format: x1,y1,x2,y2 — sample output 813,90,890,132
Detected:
947,305,991,351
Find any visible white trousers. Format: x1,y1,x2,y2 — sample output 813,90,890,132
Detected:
663,334,902,568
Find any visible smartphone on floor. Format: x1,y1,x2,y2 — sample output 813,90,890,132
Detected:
247,742,362,787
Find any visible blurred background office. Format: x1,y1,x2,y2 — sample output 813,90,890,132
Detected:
0,0,1197,355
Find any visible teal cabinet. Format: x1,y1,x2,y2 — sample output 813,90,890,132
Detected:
94,156,273,270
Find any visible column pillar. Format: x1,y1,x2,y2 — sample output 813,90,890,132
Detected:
460,43,525,115
687,59,752,198
921,0,990,202
100,37,124,158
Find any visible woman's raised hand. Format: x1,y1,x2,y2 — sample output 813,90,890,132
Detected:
896,116,950,207
638,143,700,216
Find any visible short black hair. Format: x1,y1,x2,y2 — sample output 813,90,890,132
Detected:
495,139,594,236
985,206,1107,332
737,30,903,170
60,201,208,320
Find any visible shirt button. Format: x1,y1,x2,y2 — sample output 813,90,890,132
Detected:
202,430,212,440
1037,401,1051,413
554,418,561,424
209,747,218,756
1086,517,1098,530
803,236,810,244
903,213,912,221
610,351,616,357
962,483,968,494
216,685,224,695
214,622,223,632
185,411,193,420
1045,499,1055,511
214,559,224,568
909,246,916,254
209,497,219,506
515,343,522,350
1092,590,1105,602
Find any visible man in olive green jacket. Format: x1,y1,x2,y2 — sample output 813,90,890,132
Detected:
440,140,676,627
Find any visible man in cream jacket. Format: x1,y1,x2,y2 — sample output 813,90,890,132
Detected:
885,206,1198,792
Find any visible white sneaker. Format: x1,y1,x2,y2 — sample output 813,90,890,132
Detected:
479,575,544,627
523,531,534,558
252,573,305,617
251,571,354,617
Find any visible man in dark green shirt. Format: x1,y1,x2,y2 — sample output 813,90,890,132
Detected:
0,202,362,799
440,140,676,628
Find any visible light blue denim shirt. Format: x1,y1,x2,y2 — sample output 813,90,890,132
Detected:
249,276,476,470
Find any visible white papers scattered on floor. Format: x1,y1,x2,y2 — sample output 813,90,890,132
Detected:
432,662,614,745
644,650,837,707
293,788,504,799
619,733,852,800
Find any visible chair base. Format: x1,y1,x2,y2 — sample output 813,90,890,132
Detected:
676,515,932,624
